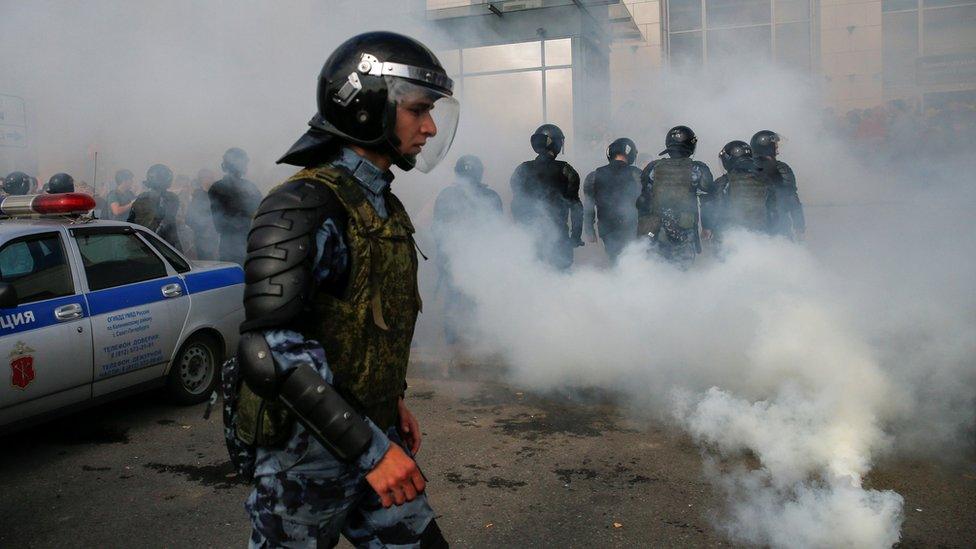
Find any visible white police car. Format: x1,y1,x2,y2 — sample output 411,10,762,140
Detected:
0,193,244,432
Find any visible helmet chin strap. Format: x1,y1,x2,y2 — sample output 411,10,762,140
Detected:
385,133,416,171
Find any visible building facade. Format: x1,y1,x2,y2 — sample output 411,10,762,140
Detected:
427,0,976,126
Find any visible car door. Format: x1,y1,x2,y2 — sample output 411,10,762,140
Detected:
69,226,183,398
0,231,93,427
136,230,191,338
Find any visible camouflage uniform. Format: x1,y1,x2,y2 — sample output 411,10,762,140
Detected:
637,156,714,269
127,188,183,251
223,148,437,548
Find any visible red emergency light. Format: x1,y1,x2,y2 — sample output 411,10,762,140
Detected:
0,193,97,217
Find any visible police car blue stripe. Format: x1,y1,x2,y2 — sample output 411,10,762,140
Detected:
0,294,88,336
184,266,243,294
86,276,184,316
0,267,243,338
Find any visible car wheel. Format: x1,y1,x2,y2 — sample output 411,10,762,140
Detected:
167,333,221,405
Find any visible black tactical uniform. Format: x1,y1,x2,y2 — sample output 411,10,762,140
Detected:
751,130,805,240
223,31,456,548
637,126,714,268
510,124,583,270
714,140,772,234
583,137,642,262
209,148,262,266
432,155,503,344
128,164,183,251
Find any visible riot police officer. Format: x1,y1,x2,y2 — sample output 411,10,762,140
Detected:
715,140,772,234
208,147,262,265
432,154,502,344
751,130,805,241
637,125,715,268
583,137,642,263
3,172,31,196
510,124,583,269
223,31,456,548
46,173,75,194
128,164,182,250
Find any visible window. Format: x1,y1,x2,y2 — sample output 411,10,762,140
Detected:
0,233,74,304
707,26,773,62
669,0,703,31
884,0,918,11
666,1,812,68
441,37,575,156
883,11,919,85
671,31,704,67
76,232,167,291
140,231,191,273
707,0,770,28
924,0,976,7
923,4,976,55
776,0,810,22
544,39,573,67
462,41,542,73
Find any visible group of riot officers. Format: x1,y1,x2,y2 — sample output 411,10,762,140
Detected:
2,147,261,265
436,123,806,272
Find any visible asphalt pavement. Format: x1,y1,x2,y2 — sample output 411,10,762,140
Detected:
1,363,974,548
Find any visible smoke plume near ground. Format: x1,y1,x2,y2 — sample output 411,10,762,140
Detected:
2,2,972,546
432,64,974,547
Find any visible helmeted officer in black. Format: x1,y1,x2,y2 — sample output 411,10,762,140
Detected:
583,137,643,263
224,31,456,548
510,124,583,269
128,164,183,250
3,172,31,196
46,173,75,194
432,154,503,344
209,147,262,265
751,130,805,241
714,140,773,235
637,125,715,268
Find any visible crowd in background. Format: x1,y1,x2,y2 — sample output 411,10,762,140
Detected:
1,147,262,265
828,98,976,161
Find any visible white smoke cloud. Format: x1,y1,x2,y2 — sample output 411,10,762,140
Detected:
2,2,973,546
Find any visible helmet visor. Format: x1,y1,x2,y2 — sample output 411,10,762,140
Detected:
388,78,460,173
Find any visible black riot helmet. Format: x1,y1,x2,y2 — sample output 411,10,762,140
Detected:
221,147,249,177
660,125,697,157
115,169,134,186
3,171,31,195
279,31,459,173
454,154,484,184
607,137,638,165
719,140,753,172
751,130,780,158
47,173,75,194
530,124,565,157
144,164,174,191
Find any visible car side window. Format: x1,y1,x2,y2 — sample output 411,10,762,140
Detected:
140,231,191,273
0,233,74,304
76,232,168,291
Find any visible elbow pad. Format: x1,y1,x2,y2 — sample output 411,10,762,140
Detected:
279,363,373,462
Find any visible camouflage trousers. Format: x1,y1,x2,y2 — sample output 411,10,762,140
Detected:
649,230,697,270
246,428,437,548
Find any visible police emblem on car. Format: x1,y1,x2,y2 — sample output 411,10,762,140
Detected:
9,341,35,390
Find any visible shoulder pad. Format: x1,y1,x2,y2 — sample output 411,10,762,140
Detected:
240,177,346,333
